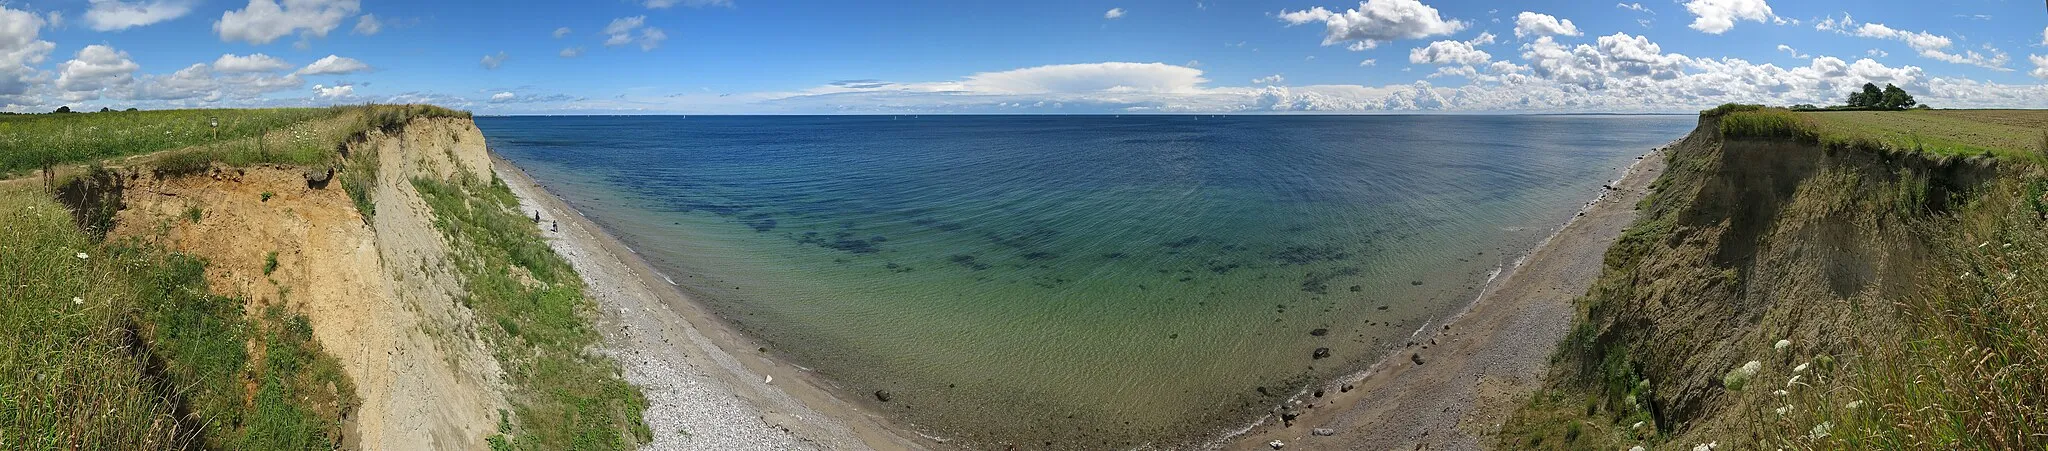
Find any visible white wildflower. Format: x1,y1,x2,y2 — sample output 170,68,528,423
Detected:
1692,442,1719,451
1774,389,1788,396
1774,339,1792,350
1794,362,1810,373
72,297,83,305
1775,405,1792,416
1979,241,1990,248
76,252,89,259
1631,421,1645,429
1809,421,1833,439
1845,400,1864,409
1630,446,1647,451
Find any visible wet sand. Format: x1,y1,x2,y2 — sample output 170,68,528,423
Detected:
493,155,932,450
1225,144,1672,450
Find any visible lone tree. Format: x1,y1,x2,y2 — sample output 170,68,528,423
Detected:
1845,83,1918,110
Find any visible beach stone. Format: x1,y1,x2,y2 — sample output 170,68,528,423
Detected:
873,390,893,402
1313,389,1324,398
1411,353,1425,365
1312,348,1331,359
1268,439,1286,449
1312,428,1336,436
1309,328,1329,337
1340,384,1353,393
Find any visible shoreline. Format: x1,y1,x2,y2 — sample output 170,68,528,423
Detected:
1224,142,1674,450
491,154,934,450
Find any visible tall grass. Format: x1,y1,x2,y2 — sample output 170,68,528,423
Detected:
0,184,355,450
0,108,341,177
412,173,649,450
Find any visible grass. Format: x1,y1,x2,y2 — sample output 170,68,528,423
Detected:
1715,105,2048,161
0,109,342,178
412,171,650,450
0,183,355,450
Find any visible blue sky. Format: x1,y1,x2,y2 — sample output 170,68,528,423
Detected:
0,0,2044,114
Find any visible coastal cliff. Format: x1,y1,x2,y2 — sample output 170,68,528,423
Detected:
1506,108,2046,449
4,107,647,450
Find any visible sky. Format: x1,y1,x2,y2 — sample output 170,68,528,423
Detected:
0,0,2045,114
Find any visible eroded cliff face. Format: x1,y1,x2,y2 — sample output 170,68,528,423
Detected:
109,117,508,450
1507,115,2002,447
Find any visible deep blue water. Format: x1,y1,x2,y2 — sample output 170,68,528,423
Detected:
479,114,1695,446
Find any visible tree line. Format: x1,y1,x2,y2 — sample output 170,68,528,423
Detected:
1790,83,1926,111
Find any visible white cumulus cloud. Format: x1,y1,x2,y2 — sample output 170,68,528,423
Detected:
213,53,292,73
481,51,508,70
296,55,368,75
0,6,57,97
603,16,667,51
2031,54,2048,80
215,0,362,45
1278,0,1467,50
1105,8,1125,19
1411,40,1491,65
312,83,353,99
491,91,516,102
352,14,379,35
1514,12,1580,38
56,45,140,98
85,0,195,31
1819,14,2009,70
1616,3,1652,14
1683,0,1774,34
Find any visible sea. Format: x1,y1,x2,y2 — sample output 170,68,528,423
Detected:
477,114,1696,447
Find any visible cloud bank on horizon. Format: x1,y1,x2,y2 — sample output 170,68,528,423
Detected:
1,0,2044,114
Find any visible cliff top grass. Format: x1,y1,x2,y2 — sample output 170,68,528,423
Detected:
0,104,470,179
1708,104,2048,162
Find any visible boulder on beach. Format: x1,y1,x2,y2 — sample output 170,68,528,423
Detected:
874,390,893,402
1312,347,1331,359
1312,428,1336,436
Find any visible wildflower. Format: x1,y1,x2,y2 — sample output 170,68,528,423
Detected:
1793,363,1810,373
1775,405,1792,416
1809,421,1833,439
1631,421,1645,429
72,297,83,305
76,252,88,259
1774,339,1791,351
1845,400,1863,409
1774,389,1788,396
1692,442,1719,451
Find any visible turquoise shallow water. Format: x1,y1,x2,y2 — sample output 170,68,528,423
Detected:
479,115,1694,446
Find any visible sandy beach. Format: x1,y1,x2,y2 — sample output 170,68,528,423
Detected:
1225,144,1671,450
493,155,931,450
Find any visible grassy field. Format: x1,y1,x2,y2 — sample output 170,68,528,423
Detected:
1715,105,2048,160
413,172,650,450
0,181,355,450
0,109,341,178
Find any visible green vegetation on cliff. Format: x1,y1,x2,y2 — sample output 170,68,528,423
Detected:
1506,107,2048,449
413,172,650,450
0,182,356,450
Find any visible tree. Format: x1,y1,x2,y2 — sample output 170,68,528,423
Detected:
1879,84,1917,110
52,106,71,114
124,107,138,112
1847,82,1883,108
98,107,113,113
